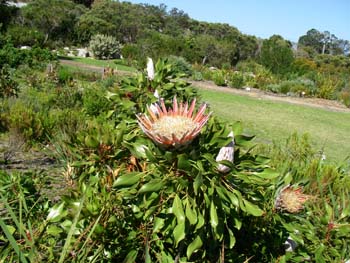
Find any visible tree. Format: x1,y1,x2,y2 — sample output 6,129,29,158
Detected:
20,0,86,44
298,29,349,56
260,35,294,74
298,28,324,54
0,0,19,31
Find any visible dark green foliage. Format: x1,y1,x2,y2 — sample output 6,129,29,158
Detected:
166,55,193,76
260,35,294,75
0,44,56,69
228,71,245,89
5,25,45,47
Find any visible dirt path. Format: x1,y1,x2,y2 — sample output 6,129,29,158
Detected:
191,80,350,113
59,59,350,113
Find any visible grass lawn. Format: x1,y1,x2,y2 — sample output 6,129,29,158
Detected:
199,88,350,163
58,55,137,72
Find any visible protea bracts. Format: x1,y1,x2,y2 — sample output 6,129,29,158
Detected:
275,185,311,213
137,97,211,149
216,131,235,173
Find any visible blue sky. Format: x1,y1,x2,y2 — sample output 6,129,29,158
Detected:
122,0,350,42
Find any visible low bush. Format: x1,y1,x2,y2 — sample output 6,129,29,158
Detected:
340,89,350,108
212,70,227,86
0,65,19,98
266,78,317,96
227,71,244,89
89,34,121,60
166,55,193,76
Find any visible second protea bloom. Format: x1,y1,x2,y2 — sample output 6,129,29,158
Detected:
216,131,235,173
275,185,311,213
137,97,211,149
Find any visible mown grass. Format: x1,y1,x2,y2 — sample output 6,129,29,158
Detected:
58,55,136,72
199,88,350,162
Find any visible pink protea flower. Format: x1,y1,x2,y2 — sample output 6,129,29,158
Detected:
275,185,311,213
137,97,211,149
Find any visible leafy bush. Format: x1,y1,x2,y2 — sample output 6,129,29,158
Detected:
9,102,46,143
89,34,121,60
266,78,317,96
6,25,45,47
82,86,112,116
0,44,55,69
166,55,193,76
0,65,19,98
340,89,350,108
212,70,227,86
315,74,340,100
227,71,244,89
192,71,203,81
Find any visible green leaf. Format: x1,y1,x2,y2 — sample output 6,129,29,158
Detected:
84,135,99,148
47,202,67,223
185,198,197,225
138,179,163,194
113,172,142,188
210,200,218,229
227,227,236,248
242,199,263,217
47,225,63,237
226,191,239,207
234,134,255,147
177,154,191,171
123,250,138,263
186,235,203,258
173,221,185,247
195,211,205,230
172,195,185,223
153,217,165,233
232,121,243,135
193,173,203,195
315,244,326,263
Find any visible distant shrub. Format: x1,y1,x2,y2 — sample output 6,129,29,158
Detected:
340,90,350,108
83,87,112,116
227,71,244,89
58,66,74,84
166,55,193,76
0,65,19,98
266,78,317,96
314,74,340,100
89,34,121,60
212,70,226,86
291,57,317,76
9,102,45,143
6,25,45,47
0,44,55,69
192,71,203,81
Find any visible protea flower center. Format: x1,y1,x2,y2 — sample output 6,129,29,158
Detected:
137,97,211,149
275,185,311,213
152,116,197,139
